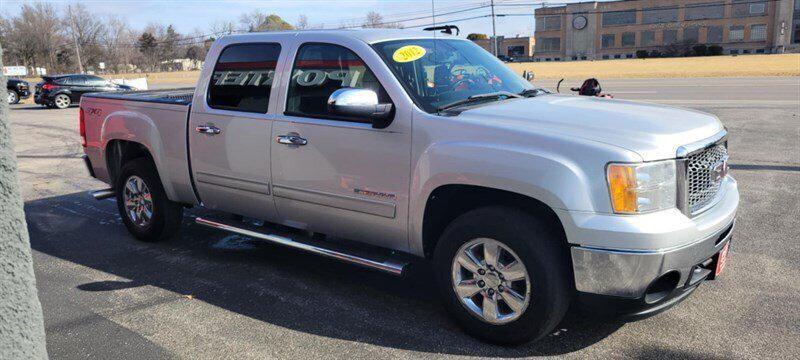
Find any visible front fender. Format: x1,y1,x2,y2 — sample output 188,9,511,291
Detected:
100,110,177,200
409,141,596,256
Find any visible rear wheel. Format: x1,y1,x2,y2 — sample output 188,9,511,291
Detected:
7,90,19,104
434,206,572,345
53,94,71,109
115,158,183,242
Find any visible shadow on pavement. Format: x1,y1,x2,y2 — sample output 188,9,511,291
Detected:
77,280,143,292
26,191,625,357
730,164,800,172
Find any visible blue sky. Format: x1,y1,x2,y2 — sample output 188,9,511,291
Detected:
0,0,584,38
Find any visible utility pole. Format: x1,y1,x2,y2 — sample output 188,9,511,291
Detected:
490,0,498,56
67,5,84,74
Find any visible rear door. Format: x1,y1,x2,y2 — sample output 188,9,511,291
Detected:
188,42,285,220
67,76,93,102
270,40,412,252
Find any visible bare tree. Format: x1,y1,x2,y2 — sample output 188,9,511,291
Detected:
363,11,402,29
209,20,237,37
296,14,309,30
9,3,64,73
100,16,137,73
64,3,106,72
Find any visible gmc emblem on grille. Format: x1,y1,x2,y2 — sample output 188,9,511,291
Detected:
710,157,729,182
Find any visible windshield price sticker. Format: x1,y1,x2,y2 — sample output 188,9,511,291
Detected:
393,45,426,63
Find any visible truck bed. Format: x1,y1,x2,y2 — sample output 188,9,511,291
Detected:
81,87,199,205
83,88,195,105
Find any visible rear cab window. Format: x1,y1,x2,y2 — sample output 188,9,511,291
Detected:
285,43,392,123
207,43,281,113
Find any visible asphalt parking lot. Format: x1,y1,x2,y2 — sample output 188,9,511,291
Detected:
10,76,800,359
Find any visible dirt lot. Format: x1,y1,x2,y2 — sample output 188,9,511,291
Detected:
10,76,800,359
510,53,800,79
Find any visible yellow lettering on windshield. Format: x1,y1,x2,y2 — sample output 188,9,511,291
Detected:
392,45,426,63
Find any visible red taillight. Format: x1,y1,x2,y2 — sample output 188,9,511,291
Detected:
42,83,57,91
79,108,87,147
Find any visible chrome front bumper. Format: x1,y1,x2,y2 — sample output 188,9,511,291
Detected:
565,175,738,299
571,220,733,299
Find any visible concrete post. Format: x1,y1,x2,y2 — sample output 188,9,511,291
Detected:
0,46,49,359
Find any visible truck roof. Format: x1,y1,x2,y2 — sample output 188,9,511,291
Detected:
221,28,461,45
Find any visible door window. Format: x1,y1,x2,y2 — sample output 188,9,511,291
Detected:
66,76,87,86
285,43,391,122
85,76,109,87
208,43,281,113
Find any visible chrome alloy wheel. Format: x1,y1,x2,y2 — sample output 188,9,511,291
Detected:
123,175,153,227
451,238,531,324
7,90,18,104
54,94,70,108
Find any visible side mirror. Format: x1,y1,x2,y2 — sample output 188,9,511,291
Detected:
327,88,394,129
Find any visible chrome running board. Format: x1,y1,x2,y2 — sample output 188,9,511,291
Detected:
194,217,408,276
92,189,115,200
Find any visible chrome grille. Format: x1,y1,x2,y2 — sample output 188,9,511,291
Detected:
686,144,728,212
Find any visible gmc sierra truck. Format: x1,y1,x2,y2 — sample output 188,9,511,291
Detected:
80,29,738,345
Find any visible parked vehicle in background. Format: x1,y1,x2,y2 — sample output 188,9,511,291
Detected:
497,54,515,62
7,79,31,104
34,74,132,109
79,29,738,345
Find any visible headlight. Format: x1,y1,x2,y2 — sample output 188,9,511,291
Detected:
607,160,676,214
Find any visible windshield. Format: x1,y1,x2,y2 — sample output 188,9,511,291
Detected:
372,38,537,113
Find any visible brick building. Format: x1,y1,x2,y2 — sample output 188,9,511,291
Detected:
473,36,536,59
533,0,800,61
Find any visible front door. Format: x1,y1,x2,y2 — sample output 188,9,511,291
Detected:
188,42,284,220
271,41,412,251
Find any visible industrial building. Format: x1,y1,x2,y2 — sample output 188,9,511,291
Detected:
472,36,536,60
533,0,800,61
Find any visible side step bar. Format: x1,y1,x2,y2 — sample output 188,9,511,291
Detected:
194,217,408,276
92,189,115,200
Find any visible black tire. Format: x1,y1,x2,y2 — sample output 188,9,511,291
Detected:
8,90,20,104
433,206,572,345
115,158,183,242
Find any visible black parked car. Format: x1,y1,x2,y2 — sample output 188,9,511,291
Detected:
497,55,515,63
7,79,31,104
34,74,133,109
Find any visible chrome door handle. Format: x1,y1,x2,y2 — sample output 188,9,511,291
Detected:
195,125,221,135
276,135,308,146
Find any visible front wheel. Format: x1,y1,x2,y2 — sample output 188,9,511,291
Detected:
434,206,572,345
115,158,183,242
7,90,19,104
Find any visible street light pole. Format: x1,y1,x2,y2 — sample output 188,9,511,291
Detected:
490,0,498,56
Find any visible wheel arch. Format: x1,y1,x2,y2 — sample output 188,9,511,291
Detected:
105,139,155,184
420,184,568,260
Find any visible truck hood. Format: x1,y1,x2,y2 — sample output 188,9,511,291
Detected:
457,94,723,160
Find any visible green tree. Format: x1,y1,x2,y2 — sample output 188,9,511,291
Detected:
160,25,181,60
137,32,158,70
239,11,294,32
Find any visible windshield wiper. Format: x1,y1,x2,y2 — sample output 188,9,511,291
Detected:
437,91,522,112
519,88,547,97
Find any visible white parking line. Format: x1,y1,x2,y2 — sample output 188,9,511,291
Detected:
637,99,800,106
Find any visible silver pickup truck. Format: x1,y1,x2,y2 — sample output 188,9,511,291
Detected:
80,29,738,344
